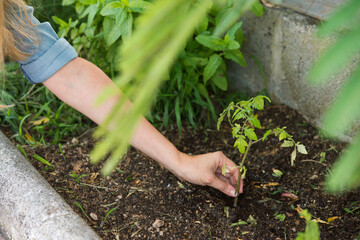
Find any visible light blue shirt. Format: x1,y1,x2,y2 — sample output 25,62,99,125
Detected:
17,7,78,84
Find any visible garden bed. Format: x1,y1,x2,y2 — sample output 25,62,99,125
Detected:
2,104,359,239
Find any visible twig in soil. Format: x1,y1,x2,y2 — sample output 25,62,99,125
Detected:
80,183,109,190
101,202,118,208
131,227,143,238
77,127,96,139
300,159,327,166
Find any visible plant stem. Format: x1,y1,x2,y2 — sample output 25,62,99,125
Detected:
234,139,252,207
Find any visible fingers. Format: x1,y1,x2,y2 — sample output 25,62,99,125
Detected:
215,151,240,185
207,175,238,197
212,151,243,195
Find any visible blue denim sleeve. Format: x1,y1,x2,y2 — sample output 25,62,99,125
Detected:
17,6,78,84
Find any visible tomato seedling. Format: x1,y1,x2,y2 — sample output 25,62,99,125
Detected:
217,96,307,207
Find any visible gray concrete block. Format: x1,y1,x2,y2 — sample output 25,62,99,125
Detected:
228,7,359,141
0,131,100,240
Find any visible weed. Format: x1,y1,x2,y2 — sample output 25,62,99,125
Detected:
229,221,247,228
103,206,119,223
74,201,90,220
344,201,360,214
272,168,283,178
32,154,54,169
217,96,307,207
58,143,66,161
70,172,88,184
274,213,286,222
16,144,28,160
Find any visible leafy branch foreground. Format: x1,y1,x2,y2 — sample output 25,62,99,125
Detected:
87,0,261,175
217,96,307,207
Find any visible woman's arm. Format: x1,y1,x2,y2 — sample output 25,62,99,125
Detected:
43,57,241,197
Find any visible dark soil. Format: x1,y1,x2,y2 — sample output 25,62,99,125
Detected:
2,104,360,239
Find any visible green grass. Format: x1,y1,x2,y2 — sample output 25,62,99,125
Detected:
0,62,92,145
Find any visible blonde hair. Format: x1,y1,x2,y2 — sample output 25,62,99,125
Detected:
0,0,37,64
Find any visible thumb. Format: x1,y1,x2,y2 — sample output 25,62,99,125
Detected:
208,176,238,197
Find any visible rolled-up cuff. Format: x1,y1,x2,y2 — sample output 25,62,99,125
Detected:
20,38,78,84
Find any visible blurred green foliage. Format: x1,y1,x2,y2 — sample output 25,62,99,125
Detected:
85,0,262,175
295,209,320,240
308,0,360,193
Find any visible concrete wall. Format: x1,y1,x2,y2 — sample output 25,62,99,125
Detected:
0,131,101,240
228,7,358,141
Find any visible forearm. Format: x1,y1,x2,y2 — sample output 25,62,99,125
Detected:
43,57,182,172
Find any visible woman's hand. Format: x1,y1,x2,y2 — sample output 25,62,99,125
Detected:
173,151,242,197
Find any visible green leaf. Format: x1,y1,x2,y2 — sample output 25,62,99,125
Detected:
195,34,227,51
262,129,272,141
326,133,360,193
203,54,222,83
234,136,248,154
32,154,54,167
121,13,133,38
297,144,308,154
196,16,208,34
281,140,294,148
272,169,283,178
100,2,123,16
185,99,197,128
62,0,76,5
222,163,230,176
211,70,228,91
253,96,264,110
79,0,96,5
129,0,152,12
308,27,360,84
175,95,182,134
244,128,257,140
86,4,99,26
17,145,28,160
226,40,240,50
274,213,286,222
224,49,246,66
103,17,122,46
232,123,241,138
52,16,68,28
248,116,261,129
115,8,127,25
226,21,242,41
230,221,247,227
217,113,225,130
251,1,264,17
296,210,320,240
213,0,257,37
197,83,209,99
322,68,360,137
279,131,288,141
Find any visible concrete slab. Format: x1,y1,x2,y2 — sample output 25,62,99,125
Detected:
0,130,100,240
228,7,359,141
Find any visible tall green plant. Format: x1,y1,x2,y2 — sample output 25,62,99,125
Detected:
53,0,263,132
308,0,360,193
88,0,261,175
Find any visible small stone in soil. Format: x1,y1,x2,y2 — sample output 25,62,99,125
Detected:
152,219,165,229
90,212,98,221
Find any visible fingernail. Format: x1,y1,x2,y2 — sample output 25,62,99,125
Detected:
231,190,237,197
